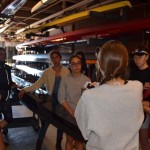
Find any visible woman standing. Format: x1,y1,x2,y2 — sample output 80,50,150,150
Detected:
58,55,90,150
19,50,70,150
130,46,150,150
75,40,144,150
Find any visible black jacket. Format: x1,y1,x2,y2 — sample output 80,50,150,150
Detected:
0,61,13,101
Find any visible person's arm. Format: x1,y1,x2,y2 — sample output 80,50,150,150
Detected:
61,101,74,117
144,82,150,90
18,69,47,99
143,106,150,114
143,101,150,114
18,89,26,99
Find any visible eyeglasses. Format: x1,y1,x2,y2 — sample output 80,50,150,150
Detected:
69,62,81,67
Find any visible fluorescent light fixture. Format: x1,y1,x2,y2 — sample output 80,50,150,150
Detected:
41,0,49,3
31,0,51,13
2,0,27,15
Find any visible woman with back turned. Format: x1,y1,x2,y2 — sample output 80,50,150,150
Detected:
75,40,144,150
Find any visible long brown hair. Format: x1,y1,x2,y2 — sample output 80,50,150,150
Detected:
98,40,128,84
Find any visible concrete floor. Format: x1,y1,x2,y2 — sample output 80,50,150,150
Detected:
4,105,66,150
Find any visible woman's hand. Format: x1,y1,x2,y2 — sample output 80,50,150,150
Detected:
143,101,150,115
144,82,150,90
61,101,75,118
69,109,75,118
18,90,25,99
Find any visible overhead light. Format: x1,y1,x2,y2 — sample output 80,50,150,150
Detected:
41,0,49,3
31,0,51,13
2,0,27,15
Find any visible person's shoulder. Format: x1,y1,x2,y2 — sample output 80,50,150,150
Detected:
82,85,100,96
81,87,99,104
62,73,71,80
82,74,90,81
61,66,70,72
128,80,143,87
41,67,53,75
62,66,68,69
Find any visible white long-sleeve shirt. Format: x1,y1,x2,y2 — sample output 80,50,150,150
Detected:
75,80,144,150
23,66,70,94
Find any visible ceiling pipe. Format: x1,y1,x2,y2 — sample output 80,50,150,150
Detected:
16,0,96,34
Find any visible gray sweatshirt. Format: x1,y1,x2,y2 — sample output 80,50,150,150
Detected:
58,74,90,110
75,80,144,150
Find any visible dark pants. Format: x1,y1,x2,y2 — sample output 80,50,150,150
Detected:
52,94,63,146
0,100,12,123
